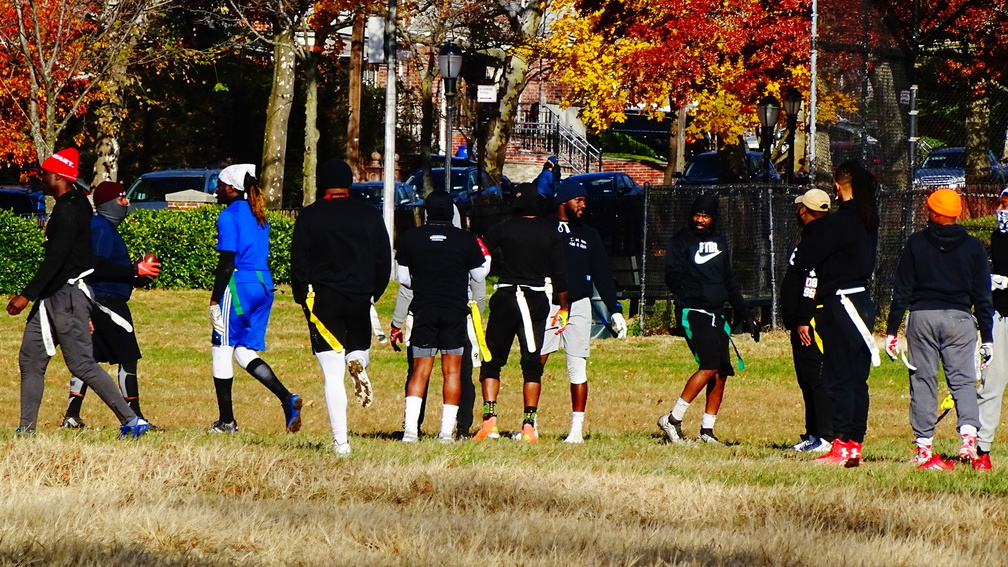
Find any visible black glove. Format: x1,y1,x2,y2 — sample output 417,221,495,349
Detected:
742,318,760,343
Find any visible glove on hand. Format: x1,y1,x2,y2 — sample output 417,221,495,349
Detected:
980,343,994,370
611,313,628,338
552,309,569,335
389,325,403,352
135,255,161,278
885,335,899,360
476,237,491,258
750,319,760,343
209,304,225,336
993,274,1008,291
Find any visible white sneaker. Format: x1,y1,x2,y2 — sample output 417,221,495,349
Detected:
334,442,351,457
807,437,831,452
402,430,419,443
563,431,584,443
437,432,455,444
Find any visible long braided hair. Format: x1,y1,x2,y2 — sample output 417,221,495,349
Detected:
835,160,879,233
244,172,267,228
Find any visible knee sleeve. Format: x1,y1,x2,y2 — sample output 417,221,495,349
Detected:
233,346,260,369
566,355,588,385
212,345,235,378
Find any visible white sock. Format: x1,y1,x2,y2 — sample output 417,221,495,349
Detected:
570,411,585,434
960,424,978,437
671,398,690,421
701,413,717,430
916,436,933,449
404,396,423,434
440,404,459,437
317,350,348,445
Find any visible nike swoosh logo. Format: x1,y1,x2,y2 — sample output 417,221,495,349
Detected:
694,250,722,264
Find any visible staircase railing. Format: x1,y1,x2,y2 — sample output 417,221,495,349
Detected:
512,104,602,174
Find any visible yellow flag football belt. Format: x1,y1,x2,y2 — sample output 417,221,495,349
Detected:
306,285,343,352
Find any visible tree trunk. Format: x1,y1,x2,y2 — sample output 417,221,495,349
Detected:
345,8,365,177
419,57,436,196
870,61,906,185
965,80,990,185
262,23,297,209
301,52,319,207
483,5,546,180
92,57,128,184
664,104,686,184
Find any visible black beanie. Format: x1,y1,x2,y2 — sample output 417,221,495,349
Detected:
318,159,353,190
425,190,454,222
691,193,719,218
554,178,587,206
512,189,541,215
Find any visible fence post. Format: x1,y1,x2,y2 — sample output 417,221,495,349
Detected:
767,185,778,329
640,183,652,331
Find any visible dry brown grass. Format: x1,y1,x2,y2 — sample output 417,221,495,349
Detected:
1,288,1007,566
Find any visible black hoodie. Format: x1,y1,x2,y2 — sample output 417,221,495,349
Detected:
885,221,993,342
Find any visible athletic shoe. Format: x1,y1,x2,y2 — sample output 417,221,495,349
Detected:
563,431,584,444
347,359,373,408
61,416,86,429
807,438,832,452
908,444,933,467
402,430,419,443
437,432,455,445
959,431,978,462
845,441,863,467
376,333,388,344
815,439,851,466
14,427,34,436
973,453,992,471
209,420,239,434
334,442,351,457
473,416,500,440
519,423,538,443
284,393,303,433
791,435,814,452
917,455,954,471
657,413,685,444
697,428,721,444
119,416,149,438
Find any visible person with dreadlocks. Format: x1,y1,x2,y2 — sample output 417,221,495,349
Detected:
658,193,757,445
61,181,161,429
208,164,302,434
793,160,880,467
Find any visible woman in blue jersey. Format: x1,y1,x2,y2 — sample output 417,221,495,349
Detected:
208,164,301,434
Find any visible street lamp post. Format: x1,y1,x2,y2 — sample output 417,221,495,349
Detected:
756,95,781,182
438,42,463,195
782,88,803,184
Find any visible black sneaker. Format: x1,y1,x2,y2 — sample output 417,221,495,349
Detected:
657,413,685,444
209,420,239,433
61,415,86,429
697,428,721,444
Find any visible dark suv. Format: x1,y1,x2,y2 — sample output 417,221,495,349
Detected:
0,186,46,225
125,168,222,209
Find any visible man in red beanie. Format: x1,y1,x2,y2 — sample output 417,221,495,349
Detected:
885,188,992,470
6,150,149,437
61,181,161,429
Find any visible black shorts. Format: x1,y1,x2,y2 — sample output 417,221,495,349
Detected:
410,310,468,353
90,296,141,364
682,309,734,377
303,290,371,354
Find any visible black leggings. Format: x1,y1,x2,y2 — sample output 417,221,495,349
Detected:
479,287,549,383
817,292,874,443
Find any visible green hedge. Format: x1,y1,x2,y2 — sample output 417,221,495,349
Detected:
119,207,294,289
0,210,45,295
0,206,294,294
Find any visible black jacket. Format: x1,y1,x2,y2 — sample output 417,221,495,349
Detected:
664,226,749,318
885,222,993,342
483,216,567,292
290,195,391,305
22,188,92,301
779,216,826,330
554,219,619,311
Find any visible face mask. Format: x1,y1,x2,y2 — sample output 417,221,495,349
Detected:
97,200,128,227
997,210,1008,234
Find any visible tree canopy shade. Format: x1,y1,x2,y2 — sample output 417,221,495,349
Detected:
542,0,812,140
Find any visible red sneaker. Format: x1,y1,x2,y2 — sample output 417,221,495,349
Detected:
815,439,850,466
973,454,992,471
845,441,863,468
917,455,955,471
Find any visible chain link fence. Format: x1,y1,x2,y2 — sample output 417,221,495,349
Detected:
638,183,1003,335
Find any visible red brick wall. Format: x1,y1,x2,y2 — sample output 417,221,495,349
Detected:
600,157,667,186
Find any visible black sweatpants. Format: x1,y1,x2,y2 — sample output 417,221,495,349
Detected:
479,286,549,382
816,292,874,443
790,327,832,440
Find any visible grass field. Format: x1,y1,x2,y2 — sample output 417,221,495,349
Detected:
1,288,1007,566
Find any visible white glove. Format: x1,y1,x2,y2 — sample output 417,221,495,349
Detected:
209,304,225,336
885,334,899,360
980,343,994,370
992,274,1008,291
611,313,628,338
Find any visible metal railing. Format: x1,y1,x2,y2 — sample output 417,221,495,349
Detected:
512,104,602,174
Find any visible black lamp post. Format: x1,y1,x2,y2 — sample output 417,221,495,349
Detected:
438,42,463,194
782,88,803,184
757,95,781,182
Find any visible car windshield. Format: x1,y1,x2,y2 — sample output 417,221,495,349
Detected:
407,170,469,193
684,154,718,178
921,151,965,170
127,176,207,202
578,177,618,197
350,184,383,205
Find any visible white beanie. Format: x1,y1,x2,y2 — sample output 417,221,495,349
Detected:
219,164,256,192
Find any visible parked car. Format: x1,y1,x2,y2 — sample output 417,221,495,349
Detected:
349,181,423,212
125,167,223,210
914,147,1008,190
402,167,504,209
0,186,45,224
563,171,644,199
673,151,781,186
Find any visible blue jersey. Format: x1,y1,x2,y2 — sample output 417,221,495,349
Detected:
217,200,271,285
88,215,132,300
